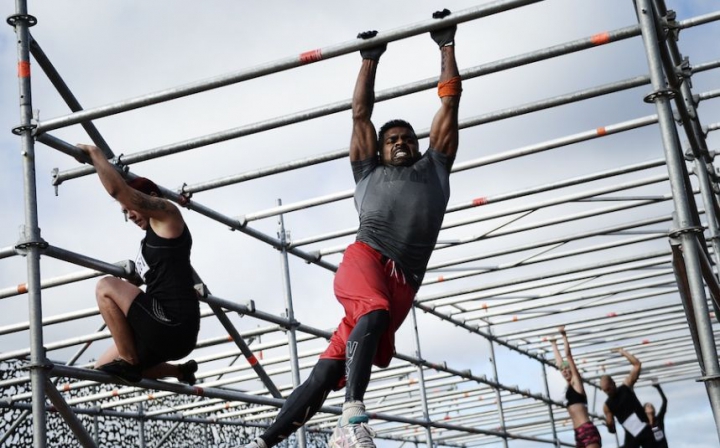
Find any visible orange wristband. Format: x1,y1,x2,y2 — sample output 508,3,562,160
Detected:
438,76,462,98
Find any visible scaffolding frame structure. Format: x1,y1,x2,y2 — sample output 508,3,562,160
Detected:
3,0,720,447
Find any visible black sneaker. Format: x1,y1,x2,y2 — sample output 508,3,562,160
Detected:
97,359,142,384
179,359,198,385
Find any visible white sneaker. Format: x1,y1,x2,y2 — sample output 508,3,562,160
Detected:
329,415,377,448
243,439,267,448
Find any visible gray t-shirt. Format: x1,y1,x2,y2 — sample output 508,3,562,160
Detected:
352,149,451,289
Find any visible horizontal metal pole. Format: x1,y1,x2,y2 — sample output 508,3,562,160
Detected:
166,45,720,198
0,246,18,260
44,245,133,278
318,174,672,258
38,134,338,273
419,248,671,304
47,10,720,188
501,302,684,339
47,365,537,442
36,0,543,135
0,307,99,336
476,285,678,326
521,320,693,353
291,163,668,254
427,207,673,272
573,333,718,360
1,267,105,300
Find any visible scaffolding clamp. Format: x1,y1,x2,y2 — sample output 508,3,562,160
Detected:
15,229,48,255
643,88,677,104
668,225,704,240
111,154,129,174
6,14,37,27
675,57,693,89
194,283,209,298
177,183,192,207
696,373,720,383
661,10,680,42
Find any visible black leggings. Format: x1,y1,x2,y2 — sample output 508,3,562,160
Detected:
261,310,389,447
345,309,389,401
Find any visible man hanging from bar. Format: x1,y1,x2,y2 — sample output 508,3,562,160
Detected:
601,348,658,448
76,144,199,385
244,9,461,448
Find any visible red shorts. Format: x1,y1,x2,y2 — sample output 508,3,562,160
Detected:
574,421,601,447
320,242,416,373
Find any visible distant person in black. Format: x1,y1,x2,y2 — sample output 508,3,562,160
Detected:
601,348,657,448
644,381,668,448
78,144,199,385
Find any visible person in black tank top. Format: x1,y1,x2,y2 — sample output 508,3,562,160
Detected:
243,11,462,448
601,348,656,448
550,326,601,448
78,144,199,385
644,382,669,448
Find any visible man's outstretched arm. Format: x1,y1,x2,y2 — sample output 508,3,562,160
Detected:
603,403,616,433
428,9,461,167
614,347,642,387
350,31,385,163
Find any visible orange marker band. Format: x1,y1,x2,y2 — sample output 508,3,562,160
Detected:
472,197,488,206
590,32,610,46
18,61,30,78
596,126,607,136
300,49,323,64
17,283,27,294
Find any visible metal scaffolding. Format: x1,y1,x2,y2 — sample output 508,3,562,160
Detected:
3,0,720,447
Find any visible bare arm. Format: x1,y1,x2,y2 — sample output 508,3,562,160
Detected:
559,327,585,394
350,59,380,163
603,403,616,433
78,144,184,238
654,383,667,420
615,347,642,387
549,338,563,368
428,44,460,163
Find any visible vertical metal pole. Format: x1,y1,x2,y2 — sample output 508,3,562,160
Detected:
409,307,434,447
541,364,559,447
487,328,509,448
139,402,146,448
635,0,720,440
277,199,307,448
9,2,47,447
694,158,720,272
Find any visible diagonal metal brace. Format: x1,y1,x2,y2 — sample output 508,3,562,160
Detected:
193,281,281,398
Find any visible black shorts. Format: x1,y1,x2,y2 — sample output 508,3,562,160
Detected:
127,292,199,368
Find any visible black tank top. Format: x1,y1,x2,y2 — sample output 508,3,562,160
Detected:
566,385,587,406
135,224,198,321
605,385,646,421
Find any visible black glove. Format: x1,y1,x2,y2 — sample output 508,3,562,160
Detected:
357,30,387,62
430,9,456,48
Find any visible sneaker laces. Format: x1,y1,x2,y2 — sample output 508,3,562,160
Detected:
352,422,376,447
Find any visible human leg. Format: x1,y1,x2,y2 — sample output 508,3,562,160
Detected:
342,309,390,423
142,359,198,385
574,421,602,448
245,359,344,448
94,276,143,366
